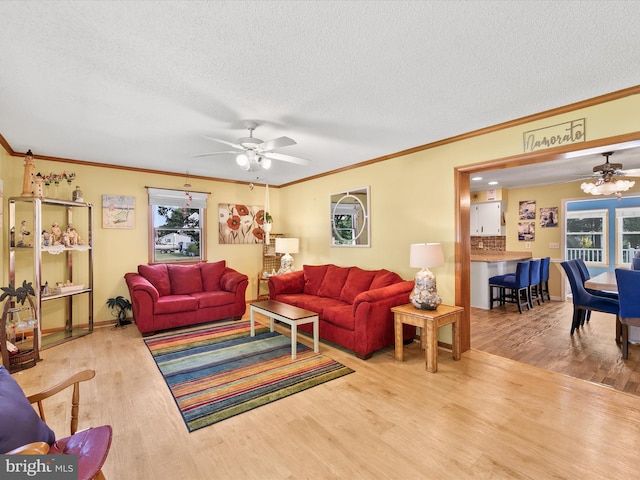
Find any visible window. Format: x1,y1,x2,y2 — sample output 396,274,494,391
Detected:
616,207,640,265
331,203,360,245
147,187,208,264
565,209,607,265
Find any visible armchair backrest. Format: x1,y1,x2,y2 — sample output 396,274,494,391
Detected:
540,257,550,282
529,259,541,284
615,269,640,324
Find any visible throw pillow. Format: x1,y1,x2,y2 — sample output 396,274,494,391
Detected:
0,366,56,454
370,269,402,289
138,264,171,297
167,264,204,295
200,260,226,291
302,265,329,295
339,267,378,303
317,265,351,299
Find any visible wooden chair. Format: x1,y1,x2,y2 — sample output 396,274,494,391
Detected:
6,369,112,480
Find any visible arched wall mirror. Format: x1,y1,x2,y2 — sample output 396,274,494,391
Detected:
330,186,370,247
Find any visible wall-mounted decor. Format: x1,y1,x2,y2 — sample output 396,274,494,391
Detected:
518,200,536,220
330,186,370,247
518,222,535,241
102,194,135,229
218,203,265,244
539,207,558,227
522,118,585,153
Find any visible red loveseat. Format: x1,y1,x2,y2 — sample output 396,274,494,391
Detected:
124,261,248,336
268,264,415,359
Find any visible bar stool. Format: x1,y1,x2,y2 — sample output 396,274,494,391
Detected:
539,257,551,302
528,259,542,308
489,261,531,314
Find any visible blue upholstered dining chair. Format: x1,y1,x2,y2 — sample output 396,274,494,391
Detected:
631,257,640,271
560,260,620,335
574,258,619,299
539,257,551,302
528,259,542,308
489,261,530,314
614,268,640,359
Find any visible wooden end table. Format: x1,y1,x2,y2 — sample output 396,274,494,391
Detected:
250,300,319,360
391,303,463,373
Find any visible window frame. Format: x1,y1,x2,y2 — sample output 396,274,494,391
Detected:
147,187,208,264
565,208,608,266
615,206,640,265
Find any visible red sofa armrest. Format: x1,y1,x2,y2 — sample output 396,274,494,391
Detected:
220,268,249,292
124,273,159,302
268,271,305,298
352,280,414,311
124,273,159,332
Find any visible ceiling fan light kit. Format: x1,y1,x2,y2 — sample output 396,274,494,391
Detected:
196,122,310,173
580,152,637,198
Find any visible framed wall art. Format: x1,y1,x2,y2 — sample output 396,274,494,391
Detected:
102,194,135,229
218,203,265,244
519,200,536,220
539,207,558,227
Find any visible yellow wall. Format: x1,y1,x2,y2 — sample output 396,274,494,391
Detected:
2,92,640,332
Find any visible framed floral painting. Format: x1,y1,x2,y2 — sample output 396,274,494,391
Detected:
218,203,266,244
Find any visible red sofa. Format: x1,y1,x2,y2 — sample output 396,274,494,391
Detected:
268,264,415,359
124,261,248,336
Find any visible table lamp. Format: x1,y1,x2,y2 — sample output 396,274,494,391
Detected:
409,243,445,310
275,237,299,274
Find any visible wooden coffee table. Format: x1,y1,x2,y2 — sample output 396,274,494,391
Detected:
250,300,319,360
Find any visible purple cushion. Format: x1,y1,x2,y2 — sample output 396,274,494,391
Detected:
0,366,56,453
138,264,171,297
167,264,203,295
199,260,226,291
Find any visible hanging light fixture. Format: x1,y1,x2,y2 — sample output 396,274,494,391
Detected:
580,152,636,198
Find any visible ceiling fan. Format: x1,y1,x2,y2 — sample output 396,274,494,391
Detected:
580,151,640,196
194,121,310,172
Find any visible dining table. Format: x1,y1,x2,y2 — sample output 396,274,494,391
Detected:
584,271,618,293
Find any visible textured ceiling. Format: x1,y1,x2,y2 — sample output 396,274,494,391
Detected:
1,1,639,186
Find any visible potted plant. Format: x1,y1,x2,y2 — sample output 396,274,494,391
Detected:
263,212,273,243
106,296,132,328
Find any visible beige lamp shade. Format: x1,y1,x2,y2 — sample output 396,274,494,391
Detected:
275,237,299,254
410,243,444,269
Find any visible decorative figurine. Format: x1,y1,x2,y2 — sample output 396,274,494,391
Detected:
72,185,83,202
50,222,62,245
17,220,32,247
42,230,51,246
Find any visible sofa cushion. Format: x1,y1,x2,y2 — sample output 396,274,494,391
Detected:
199,260,226,291
317,265,351,299
0,366,56,454
322,305,356,330
296,296,348,317
370,269,403,289
303,265,329,295
167,264,203,295
155,295,198,314
339,267,378,303
138,264,171,297
191,291,236,308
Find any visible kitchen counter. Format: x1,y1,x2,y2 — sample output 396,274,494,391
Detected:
470,251,532,262
470,251,532,309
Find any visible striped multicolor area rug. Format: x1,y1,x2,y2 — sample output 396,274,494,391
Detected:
144,320,354,431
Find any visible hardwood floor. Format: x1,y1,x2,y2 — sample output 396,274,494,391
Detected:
471,299,640,395
10,311,640,479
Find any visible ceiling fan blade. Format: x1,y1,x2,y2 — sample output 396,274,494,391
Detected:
263,151,310,166
258,136,296,152
192,151,239,157
620,168,640,177
203,135,244,150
